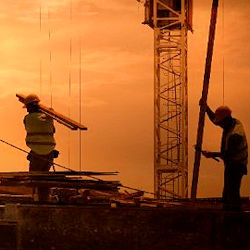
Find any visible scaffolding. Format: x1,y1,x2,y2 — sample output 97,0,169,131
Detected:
143,0,192,199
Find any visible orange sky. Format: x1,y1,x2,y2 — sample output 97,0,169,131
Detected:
0,0,249,198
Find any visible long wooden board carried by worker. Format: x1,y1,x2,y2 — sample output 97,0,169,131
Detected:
16,93,87,130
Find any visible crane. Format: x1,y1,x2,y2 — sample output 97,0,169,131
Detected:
139,0,193,199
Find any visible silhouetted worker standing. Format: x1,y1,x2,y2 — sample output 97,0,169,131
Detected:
23,94,58,201
202,104,248,210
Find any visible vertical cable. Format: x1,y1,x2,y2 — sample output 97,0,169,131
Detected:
48,10,53,108
137,1,140,17
40,59,42,97
68,0,73,168
39,2,42,97
39,3,42,32
222,0,225,105
79,38,82,171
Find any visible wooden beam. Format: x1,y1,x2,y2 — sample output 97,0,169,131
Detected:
16,93,87,131
0,171,119,177
191,0,219,199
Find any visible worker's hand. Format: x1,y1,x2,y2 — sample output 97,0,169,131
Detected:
201,151,215,158
199,98,207,107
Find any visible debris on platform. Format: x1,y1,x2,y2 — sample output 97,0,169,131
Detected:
0,171,184,208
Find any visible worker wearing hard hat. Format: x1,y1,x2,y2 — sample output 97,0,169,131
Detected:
201,103,248,210
23,94,58,201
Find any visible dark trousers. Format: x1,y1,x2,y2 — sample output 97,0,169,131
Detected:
28,151,54,202
223,165,244,210
28,151,54,172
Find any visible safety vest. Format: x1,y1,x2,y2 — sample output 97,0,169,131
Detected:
24,112,56,155
224,119,248,166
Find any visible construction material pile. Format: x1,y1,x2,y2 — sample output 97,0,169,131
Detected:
50,188,145,206
0,171,181,207
0,171,119,203
0,171,120,190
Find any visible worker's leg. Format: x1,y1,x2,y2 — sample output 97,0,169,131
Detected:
28,151,53,171
38,152,54,202
28,151,54,202
28,151,43,171
229,171,243,210
222,167,231,210
223,165,243,210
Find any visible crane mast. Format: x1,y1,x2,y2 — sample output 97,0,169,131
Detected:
142,0,192,199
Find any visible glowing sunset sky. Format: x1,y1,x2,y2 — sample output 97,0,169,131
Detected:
0,0,249,197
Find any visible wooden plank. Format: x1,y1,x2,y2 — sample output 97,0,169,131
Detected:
0,186,33,195
191,0,219,199
0,177,121,190
0,180,120,191
16,93,87,130
0,171,119,177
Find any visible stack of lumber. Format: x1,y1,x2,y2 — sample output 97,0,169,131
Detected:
50,188,182,208
0,172,183,207
0,171,120,204
0,171,120,191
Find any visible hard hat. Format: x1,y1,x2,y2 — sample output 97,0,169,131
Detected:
23,94,40,108
214,106,232,124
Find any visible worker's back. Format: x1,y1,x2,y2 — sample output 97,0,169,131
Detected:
24,112,56,155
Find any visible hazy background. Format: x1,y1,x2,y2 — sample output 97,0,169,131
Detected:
0,0,249,197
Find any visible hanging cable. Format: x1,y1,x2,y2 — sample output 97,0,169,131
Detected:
48,10,53,108
137,0,141,17
68,0,73,168
39,2,42,97
40,60,42,97
39,3,42,32
222,0,225,105
79,37,82,171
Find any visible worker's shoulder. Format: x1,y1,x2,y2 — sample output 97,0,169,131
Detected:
233,118,246,133
26,112,49,121
229,133,242,143
234,118,243,125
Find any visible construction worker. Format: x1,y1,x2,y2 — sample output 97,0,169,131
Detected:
23,94,58,201
201,103,248,210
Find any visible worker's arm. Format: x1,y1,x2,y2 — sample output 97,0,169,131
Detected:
202,150,222,159
199,99,216,124
206,106,216,124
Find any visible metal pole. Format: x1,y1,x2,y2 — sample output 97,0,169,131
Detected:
191,0,219,199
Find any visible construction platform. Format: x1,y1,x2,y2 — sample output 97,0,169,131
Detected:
0,172,249,249
0,202,250,250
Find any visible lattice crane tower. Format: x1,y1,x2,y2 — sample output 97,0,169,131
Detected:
141,0,193,199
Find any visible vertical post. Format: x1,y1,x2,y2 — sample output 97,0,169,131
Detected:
153,0,160,198
191,0,219,199
181,0,188,198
